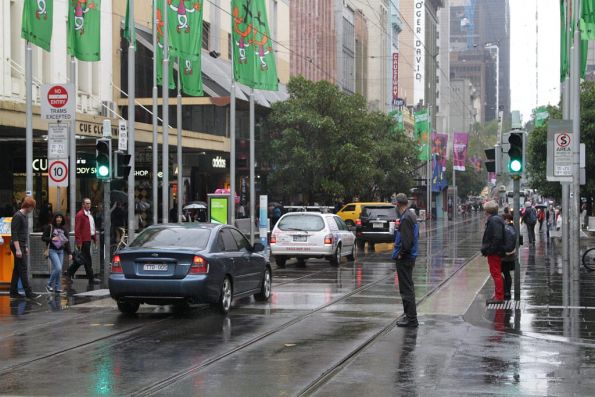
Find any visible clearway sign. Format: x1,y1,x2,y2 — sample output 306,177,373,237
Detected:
41,83,75,121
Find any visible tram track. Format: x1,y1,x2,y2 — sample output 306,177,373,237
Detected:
131,217,480,397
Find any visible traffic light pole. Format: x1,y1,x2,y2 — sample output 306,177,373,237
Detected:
103,178,111,286
513,175,521,302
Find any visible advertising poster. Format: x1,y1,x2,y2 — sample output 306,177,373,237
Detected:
431,133,448,171
209,196,229,224
453,132,469,171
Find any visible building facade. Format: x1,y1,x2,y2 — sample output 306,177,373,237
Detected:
0,0,290,229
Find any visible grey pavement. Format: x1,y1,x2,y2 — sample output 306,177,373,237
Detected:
0,215,594,396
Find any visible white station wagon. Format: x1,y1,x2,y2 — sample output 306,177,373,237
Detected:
270,212,356,267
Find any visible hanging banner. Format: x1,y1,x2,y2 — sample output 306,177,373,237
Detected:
453,132,469,171
431,154,448,192
414,109,429,161
388,109,404,134
392,52,399,102
413,0,425,105
431,133,448,171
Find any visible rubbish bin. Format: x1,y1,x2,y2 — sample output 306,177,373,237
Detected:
0,217,13,285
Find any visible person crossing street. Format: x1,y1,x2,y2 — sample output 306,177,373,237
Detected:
67,198,101,284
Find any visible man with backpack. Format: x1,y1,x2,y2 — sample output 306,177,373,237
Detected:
522,202,537,244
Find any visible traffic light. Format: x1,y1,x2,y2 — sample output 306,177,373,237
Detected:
113,151,132,179
484,146,501,174
507,132,523,174
95,138,111,180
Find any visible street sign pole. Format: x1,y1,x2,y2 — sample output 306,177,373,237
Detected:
513,175,521,302
102,122,111,286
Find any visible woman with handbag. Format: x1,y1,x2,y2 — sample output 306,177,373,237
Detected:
42,213,72,294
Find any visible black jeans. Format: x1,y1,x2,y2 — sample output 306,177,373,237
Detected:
526,222,536,243
501,260,515,298
396,257,417,320
68,241,94,281
9,244,33,296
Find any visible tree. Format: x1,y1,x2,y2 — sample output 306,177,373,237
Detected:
261,76,418,204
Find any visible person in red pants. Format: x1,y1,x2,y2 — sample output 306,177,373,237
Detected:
481,200,506,305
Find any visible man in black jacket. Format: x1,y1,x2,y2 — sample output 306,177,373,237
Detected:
481,200,506,304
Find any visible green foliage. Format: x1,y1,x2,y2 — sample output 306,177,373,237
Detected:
527,79,595,200
261,76,418,204
444,159,487,200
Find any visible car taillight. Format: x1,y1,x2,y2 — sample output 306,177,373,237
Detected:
355,219,362,226
270,234,277,244
111,255,123,273
324,234,333,245
190,256,209,274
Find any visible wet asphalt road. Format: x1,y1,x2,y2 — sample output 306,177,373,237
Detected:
1,215,595,396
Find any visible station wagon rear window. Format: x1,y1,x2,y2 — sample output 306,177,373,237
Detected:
130,227,211,249
278,215,325,231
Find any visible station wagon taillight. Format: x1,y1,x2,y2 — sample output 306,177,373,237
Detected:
190,256,209,274
111,255,123,273
324,234,334,245
270,234,277,244
355,219,362,226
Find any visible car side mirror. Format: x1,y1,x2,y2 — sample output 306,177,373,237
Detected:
253,242,265,252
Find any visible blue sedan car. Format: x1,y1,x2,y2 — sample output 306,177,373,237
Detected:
108,223,271,315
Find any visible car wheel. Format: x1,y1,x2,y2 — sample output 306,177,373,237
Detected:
356,239,365,250
117,301,140,315
275,256,287,267
346,244,356,261
216,276,233,315
255,267,272,301
330,245,342,266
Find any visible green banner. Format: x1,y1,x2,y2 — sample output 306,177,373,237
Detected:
533,106,549,128
21,0,53,52
154,0,175,89
166,0,204,96
67,0,101,61
123,0,136,48
209,197,229,224
231,0,279,91
388,110,404,134
414,109,430,161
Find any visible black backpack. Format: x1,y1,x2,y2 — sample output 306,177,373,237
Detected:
502,223,517,254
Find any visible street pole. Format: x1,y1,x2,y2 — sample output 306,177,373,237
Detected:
177,57,183,223
162,0,170,223
249,88,255,244
513,176,521,301
427,106,432,226
25,41,32,271
570,0,581,284
128,0,136,241
102,124,111,286
152,0,158,225
230,49,236,225
70,57,77,233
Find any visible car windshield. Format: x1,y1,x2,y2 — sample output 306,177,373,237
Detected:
129,227,211,250
361,206,397,219
278,215,325,231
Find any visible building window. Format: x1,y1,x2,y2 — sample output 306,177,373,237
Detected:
203,21,210,50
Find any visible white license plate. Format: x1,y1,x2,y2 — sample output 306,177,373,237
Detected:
373,222,384,229
143,264,168,271
293,235,308,242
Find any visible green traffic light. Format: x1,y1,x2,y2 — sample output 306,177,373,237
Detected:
97,165,110,177
509,159,522,173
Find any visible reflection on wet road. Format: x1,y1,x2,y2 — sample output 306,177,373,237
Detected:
0,215,594,396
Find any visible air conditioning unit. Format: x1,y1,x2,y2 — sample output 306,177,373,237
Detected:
100,101,115,117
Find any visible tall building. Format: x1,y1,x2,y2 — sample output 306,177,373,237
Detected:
398,0,444,126
449,0,510,124
289,0,392,112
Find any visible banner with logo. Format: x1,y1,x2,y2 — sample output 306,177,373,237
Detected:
431,133,448,171
431,154,448,192
67,0,101,61
21,0,54,51
453,132,469,171
414,109,430,161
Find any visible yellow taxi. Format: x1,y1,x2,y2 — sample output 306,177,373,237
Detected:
336,202,391,226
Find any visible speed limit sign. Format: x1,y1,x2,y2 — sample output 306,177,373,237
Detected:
48,159,69,187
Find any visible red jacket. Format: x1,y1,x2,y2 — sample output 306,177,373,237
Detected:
75,209,96,245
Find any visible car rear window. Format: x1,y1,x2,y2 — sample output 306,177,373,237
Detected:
130,227,211,249
361,206,397,219
277,214,325,231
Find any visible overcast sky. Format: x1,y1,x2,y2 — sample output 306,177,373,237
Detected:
510,0,560,123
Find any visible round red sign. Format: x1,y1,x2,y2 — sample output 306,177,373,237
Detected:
47,85,68,109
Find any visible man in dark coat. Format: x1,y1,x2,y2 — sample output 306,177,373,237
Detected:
481,200,506,304
392,193,420,327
